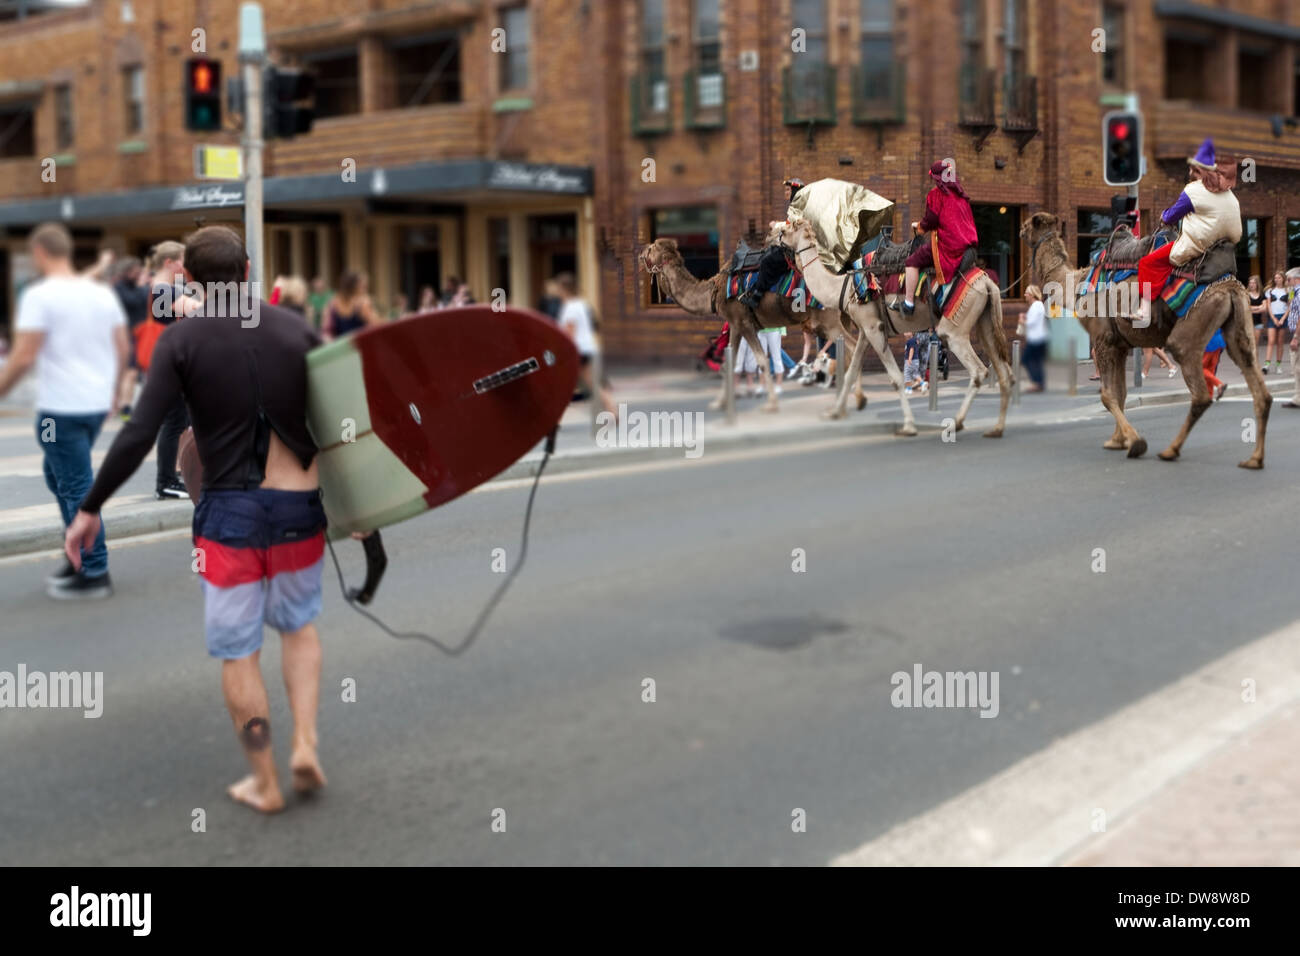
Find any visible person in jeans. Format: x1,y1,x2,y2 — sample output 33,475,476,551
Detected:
0,223,128,598
1017,285,1050,392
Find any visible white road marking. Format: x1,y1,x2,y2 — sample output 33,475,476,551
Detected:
831,618,1300,866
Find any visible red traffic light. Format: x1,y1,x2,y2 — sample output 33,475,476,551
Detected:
192,62,213,94
1111,120,1129,140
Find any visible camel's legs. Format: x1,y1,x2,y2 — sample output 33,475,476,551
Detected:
838,315,868,410
939,327,986,432
1096,341,1145,456
826,310,873,419
738,317,778,413
1157,341,1214,462
976,312,1013,438
857,310,916,436
1218,299,1271,469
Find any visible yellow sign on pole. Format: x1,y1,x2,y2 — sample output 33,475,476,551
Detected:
194,145,243,181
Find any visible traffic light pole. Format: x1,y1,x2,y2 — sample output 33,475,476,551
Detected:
239,3,267,294
242,59,265,293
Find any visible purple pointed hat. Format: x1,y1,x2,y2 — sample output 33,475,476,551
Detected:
1188,137,1217,171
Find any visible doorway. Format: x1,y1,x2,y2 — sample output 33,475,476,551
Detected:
528,213,577,310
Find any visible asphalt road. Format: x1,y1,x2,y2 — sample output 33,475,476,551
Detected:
1,399,1297,865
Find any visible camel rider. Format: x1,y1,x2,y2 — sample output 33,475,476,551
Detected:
739,177,805,309
890,159,978,315
1136,138,1240,320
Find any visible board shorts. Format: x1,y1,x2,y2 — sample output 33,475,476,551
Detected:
192,488,328,660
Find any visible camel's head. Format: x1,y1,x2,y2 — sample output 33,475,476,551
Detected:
773,217,816,251
1021,212,1061,246
639,237,682,274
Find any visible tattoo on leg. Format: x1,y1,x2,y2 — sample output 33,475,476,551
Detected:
241,717,271,751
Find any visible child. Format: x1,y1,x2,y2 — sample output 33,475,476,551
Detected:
903,332,928,395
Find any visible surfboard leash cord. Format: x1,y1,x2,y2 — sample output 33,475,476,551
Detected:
324,428,557,656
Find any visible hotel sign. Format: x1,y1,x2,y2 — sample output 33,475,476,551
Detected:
170,185,244,211
487,163,587,193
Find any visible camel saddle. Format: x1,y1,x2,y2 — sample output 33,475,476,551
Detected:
728,239,765,274
859,232,923,276
1104,226,1237,284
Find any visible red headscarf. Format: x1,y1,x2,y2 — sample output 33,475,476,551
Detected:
929,159,969,200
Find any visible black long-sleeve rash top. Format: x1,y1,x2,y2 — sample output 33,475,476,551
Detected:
80,302,323,514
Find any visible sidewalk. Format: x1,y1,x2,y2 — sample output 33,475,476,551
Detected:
1,357,1295,557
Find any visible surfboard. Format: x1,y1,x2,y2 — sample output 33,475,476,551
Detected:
304,306,579,536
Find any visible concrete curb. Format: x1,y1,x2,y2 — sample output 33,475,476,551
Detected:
2,378,1293,559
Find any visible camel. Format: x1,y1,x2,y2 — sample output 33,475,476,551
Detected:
638,237,864,414
775,218,1015,437
1020,212,1270,468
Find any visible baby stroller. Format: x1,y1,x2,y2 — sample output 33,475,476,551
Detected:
922,331,950,383
698,321,730,373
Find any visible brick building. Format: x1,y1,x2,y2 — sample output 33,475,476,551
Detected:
2,0,1300,361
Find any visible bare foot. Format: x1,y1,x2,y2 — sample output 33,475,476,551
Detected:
227,774,285,813
290,749,327,794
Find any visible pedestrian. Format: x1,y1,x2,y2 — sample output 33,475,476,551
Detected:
1285,267,1300,409
1203,326,1227,402
450,282,475,307
111,256,149,418
1264,271,1289,374
538,279,562,320
1141,346,1177,378
417,285,437,313
322,271,382,340
1016,285,1049,392
389,292,409,321
1246,274,1265,355
307,277,332,331
145,241,200,500
555,271,617,418
66,225,330,813
439,275,460,306
902,331,925,395
278,276,309,317
757,325,785,396
0,223,129,598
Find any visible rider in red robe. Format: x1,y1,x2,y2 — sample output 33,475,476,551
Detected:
891,160,979,315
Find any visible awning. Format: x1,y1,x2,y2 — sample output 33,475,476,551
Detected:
0,158,593,227
1155,1,1300,42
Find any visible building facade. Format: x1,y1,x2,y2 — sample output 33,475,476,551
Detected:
2,0,1300,360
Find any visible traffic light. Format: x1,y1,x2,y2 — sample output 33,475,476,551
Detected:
1103,110,1142,186
264,66,315,139
185,58,223,132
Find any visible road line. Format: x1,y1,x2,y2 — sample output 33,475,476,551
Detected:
830,618,1300,867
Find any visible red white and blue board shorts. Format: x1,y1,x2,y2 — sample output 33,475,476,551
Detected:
192,488,328,659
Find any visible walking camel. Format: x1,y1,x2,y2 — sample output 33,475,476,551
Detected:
774,218,1015,437
638,237,865,414
1020,212,1270,468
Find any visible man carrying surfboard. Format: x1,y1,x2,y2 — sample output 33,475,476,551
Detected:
65,225,329,814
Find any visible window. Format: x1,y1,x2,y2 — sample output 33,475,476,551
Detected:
1164,34,1209,103
640,0,668,114
1237,40,1275,112
961,0,983,71
1101,3,1125,88
1237,218,1264,281
306,49,361,117
0,104,35,158
123,65,144,136
1003,0,1027,83
1077,209,1112,268
1287,221,1300,271
54,84,74,150
859,0,894,92
787,0,831,121
501,5,529,91
391,33,462,107
693,0,722,108
971,203,1021,298
958,0,992,125
648,207,718,305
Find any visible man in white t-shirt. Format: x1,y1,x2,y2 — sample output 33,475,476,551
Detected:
0,223,128,598
555,271,617,419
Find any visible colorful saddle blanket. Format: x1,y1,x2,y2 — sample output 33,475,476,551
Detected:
847,250,983,319
724,267,824,309
1079,241,1231,319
